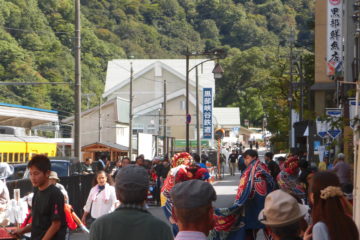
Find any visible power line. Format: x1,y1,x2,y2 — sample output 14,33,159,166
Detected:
3,26,72,35
0,82,70,86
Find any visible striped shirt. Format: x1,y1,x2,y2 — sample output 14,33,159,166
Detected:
175,231,207,240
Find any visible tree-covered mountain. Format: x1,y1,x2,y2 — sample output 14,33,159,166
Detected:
0,0,314,138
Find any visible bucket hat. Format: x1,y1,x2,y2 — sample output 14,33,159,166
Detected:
49,171,60,181
258,190,308,227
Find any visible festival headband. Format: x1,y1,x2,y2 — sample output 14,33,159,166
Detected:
320,186,343,200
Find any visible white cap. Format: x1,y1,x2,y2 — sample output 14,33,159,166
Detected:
337,153,345,159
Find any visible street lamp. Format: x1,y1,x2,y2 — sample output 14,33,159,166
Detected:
212,63,224,79
185,49,226,153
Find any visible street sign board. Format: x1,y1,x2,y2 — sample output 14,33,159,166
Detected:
318,132,328,138
349,98,360,129
203,88,213,139
325,108,342,138
328,129,341,138
316,118,328,138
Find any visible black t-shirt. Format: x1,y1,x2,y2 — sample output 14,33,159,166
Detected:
229,153,238,163
31,184,67,240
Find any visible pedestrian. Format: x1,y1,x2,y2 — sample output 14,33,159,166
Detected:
80,158,94,175
298,160,312,195
152,157,164,206
112,157,131,178
89,165,173,240
332,153,351,186
304,171,359,240
94,157,106,171
228,149,238,176
264,152,280,181
277,156,286,170
170,180,217,240
0,163,12,208
49,171,69,202
193,153,210,178
161,159,171,178
277,157,306,202
318,157,329,171
81,170,118,226
161,152,209,236
258,189,308,240
201,151,209,163
237,154,246,173
255,142,259,150
11,155,67,240
136,155,145,167
209,149,275,240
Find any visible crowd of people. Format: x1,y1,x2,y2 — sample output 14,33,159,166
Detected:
0,148,356,240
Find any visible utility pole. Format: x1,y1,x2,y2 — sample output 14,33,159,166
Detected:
196,66,201,155
129,63,133,160
288,33,295,150
74,0,81,160
163,79,167,158
185,50,190,153
299,56,304,122
353,0,360,227
98,96,102,142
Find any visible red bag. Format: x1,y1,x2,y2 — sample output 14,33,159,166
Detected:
64,204,77,230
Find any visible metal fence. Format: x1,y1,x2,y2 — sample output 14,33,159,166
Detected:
7,174,95,216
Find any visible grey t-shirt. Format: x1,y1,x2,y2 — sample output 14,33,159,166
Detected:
333,161,351,184
313,221,330,240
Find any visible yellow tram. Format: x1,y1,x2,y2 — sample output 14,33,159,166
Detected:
0,135,57,163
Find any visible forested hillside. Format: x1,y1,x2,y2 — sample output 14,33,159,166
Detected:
0,0,314,135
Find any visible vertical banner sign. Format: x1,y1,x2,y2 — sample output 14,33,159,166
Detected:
348,98,360,129
325,108,342,138
327,0,343,76
203,88,212,139
316,118,329,138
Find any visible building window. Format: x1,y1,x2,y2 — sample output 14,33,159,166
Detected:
180,100,185,110
117,127,125,136
147,124,156,130
133,124,144,135
166,127,171,136
133,129,144,135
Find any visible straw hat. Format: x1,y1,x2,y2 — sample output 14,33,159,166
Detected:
258,190,308,227
49,171,60,181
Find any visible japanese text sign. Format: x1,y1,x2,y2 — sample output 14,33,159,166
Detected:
203,88,213,139
327,0,343,76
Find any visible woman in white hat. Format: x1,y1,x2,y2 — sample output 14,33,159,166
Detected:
258,189,308,240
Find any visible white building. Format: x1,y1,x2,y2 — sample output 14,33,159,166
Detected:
103,59,217,151
213,107,241,148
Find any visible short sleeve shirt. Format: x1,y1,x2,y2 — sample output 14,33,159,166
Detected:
333,161,351,184
31,184,67,240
